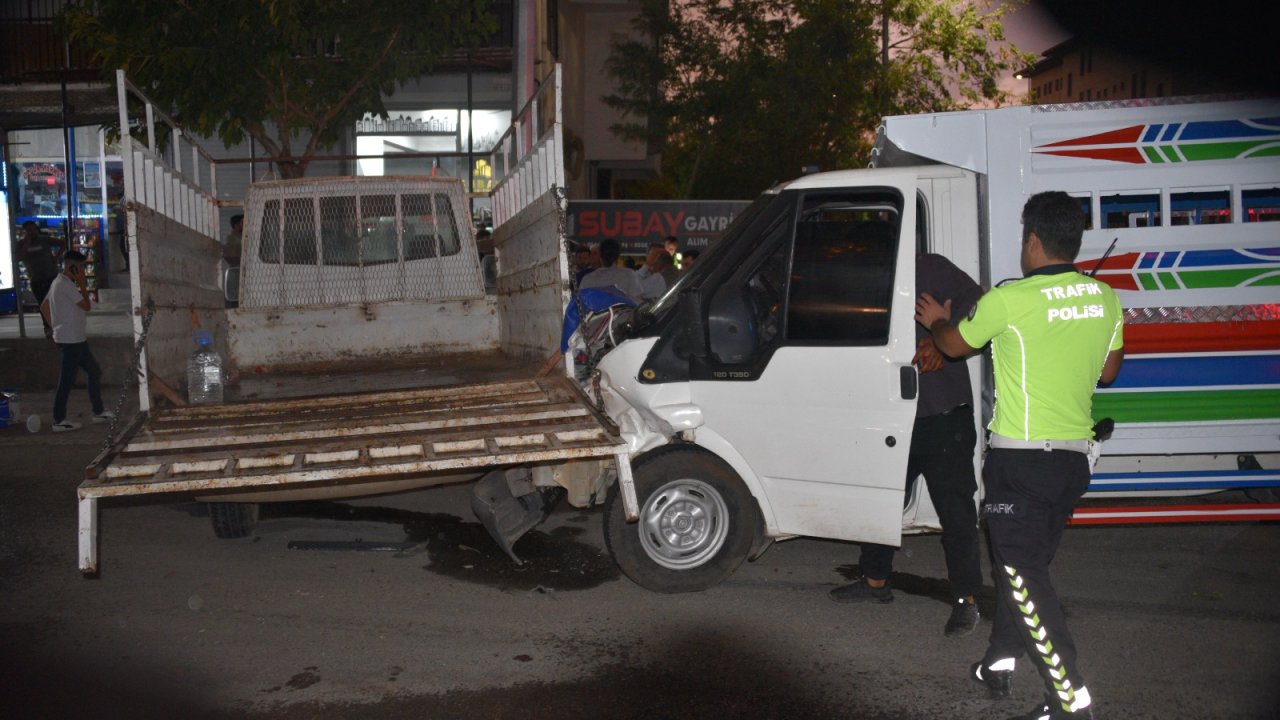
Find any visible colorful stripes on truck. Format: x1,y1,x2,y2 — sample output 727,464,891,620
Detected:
1069,241,1280,508
1077,247,1280,426
1033,117,1280,164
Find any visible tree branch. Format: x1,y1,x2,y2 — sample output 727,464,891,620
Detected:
247,121,282,159
302,28,402,161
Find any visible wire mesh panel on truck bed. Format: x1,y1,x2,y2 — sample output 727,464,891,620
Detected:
240,176,484,309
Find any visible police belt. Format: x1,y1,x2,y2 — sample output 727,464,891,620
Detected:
988,433,1093,455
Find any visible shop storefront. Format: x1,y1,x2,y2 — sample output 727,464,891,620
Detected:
0,190,12,313
354,107,510,232
2,126,124,313
567,199,751,257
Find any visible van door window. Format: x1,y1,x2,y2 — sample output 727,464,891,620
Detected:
786,191,902,345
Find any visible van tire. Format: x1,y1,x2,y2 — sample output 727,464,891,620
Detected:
604,447,761,593
209,502,260,539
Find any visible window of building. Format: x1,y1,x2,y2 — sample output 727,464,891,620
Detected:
1171,188,1231,225
353,108,512,179
1101,192,1161,228
1055,78,1062,91
1243,187,1280,222
1068,73,1073,96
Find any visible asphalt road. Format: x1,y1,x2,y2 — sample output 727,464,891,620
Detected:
2,393,1278,720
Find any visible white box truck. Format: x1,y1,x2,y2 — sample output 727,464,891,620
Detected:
870,96,1280,507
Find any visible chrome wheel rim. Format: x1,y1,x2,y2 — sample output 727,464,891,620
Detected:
638,478,730,570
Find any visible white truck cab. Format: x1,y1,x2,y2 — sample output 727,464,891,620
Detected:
595,167,987,592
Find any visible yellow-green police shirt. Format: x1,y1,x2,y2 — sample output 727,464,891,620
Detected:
957,265,1124,441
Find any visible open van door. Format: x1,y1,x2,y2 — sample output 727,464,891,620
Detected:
688,175,919,546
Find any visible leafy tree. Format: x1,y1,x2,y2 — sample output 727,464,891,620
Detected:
62,0,495,178
605,0,1031,199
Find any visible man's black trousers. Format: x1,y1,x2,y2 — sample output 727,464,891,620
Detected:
859,405,982,600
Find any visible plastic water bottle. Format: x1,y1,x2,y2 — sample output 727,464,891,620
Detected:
187,329,224,404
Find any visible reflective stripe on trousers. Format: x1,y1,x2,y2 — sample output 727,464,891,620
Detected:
1002,564,1092,714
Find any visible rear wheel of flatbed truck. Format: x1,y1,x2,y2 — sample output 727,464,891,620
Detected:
209,502,260,539
604,446,761,593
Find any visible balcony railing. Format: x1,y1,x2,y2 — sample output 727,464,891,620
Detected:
0,1,102,81
1,0,515,82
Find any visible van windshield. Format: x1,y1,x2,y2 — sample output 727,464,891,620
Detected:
646,192,787,319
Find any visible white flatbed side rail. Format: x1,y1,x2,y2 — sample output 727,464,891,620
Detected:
489,65,565,227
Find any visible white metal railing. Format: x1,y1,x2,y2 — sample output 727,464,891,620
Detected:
115,69,226,413
115,69,221,237
488,64,564,227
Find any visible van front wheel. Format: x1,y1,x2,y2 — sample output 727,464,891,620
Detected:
604,448,760,593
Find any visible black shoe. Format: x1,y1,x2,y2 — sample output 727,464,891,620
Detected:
828,578,893,604
1006,698,1094,720
944,598,980,636
971,660,1013,700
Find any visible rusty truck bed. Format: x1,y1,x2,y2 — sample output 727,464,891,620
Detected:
77,374,632,574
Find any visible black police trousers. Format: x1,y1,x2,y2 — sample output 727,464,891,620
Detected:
981,447,1092,714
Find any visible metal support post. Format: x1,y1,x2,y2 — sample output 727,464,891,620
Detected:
78,495,99,576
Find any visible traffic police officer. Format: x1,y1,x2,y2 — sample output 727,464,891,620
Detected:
916,191,1124,720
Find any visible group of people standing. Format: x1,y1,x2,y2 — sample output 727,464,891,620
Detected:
573,235,697,303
